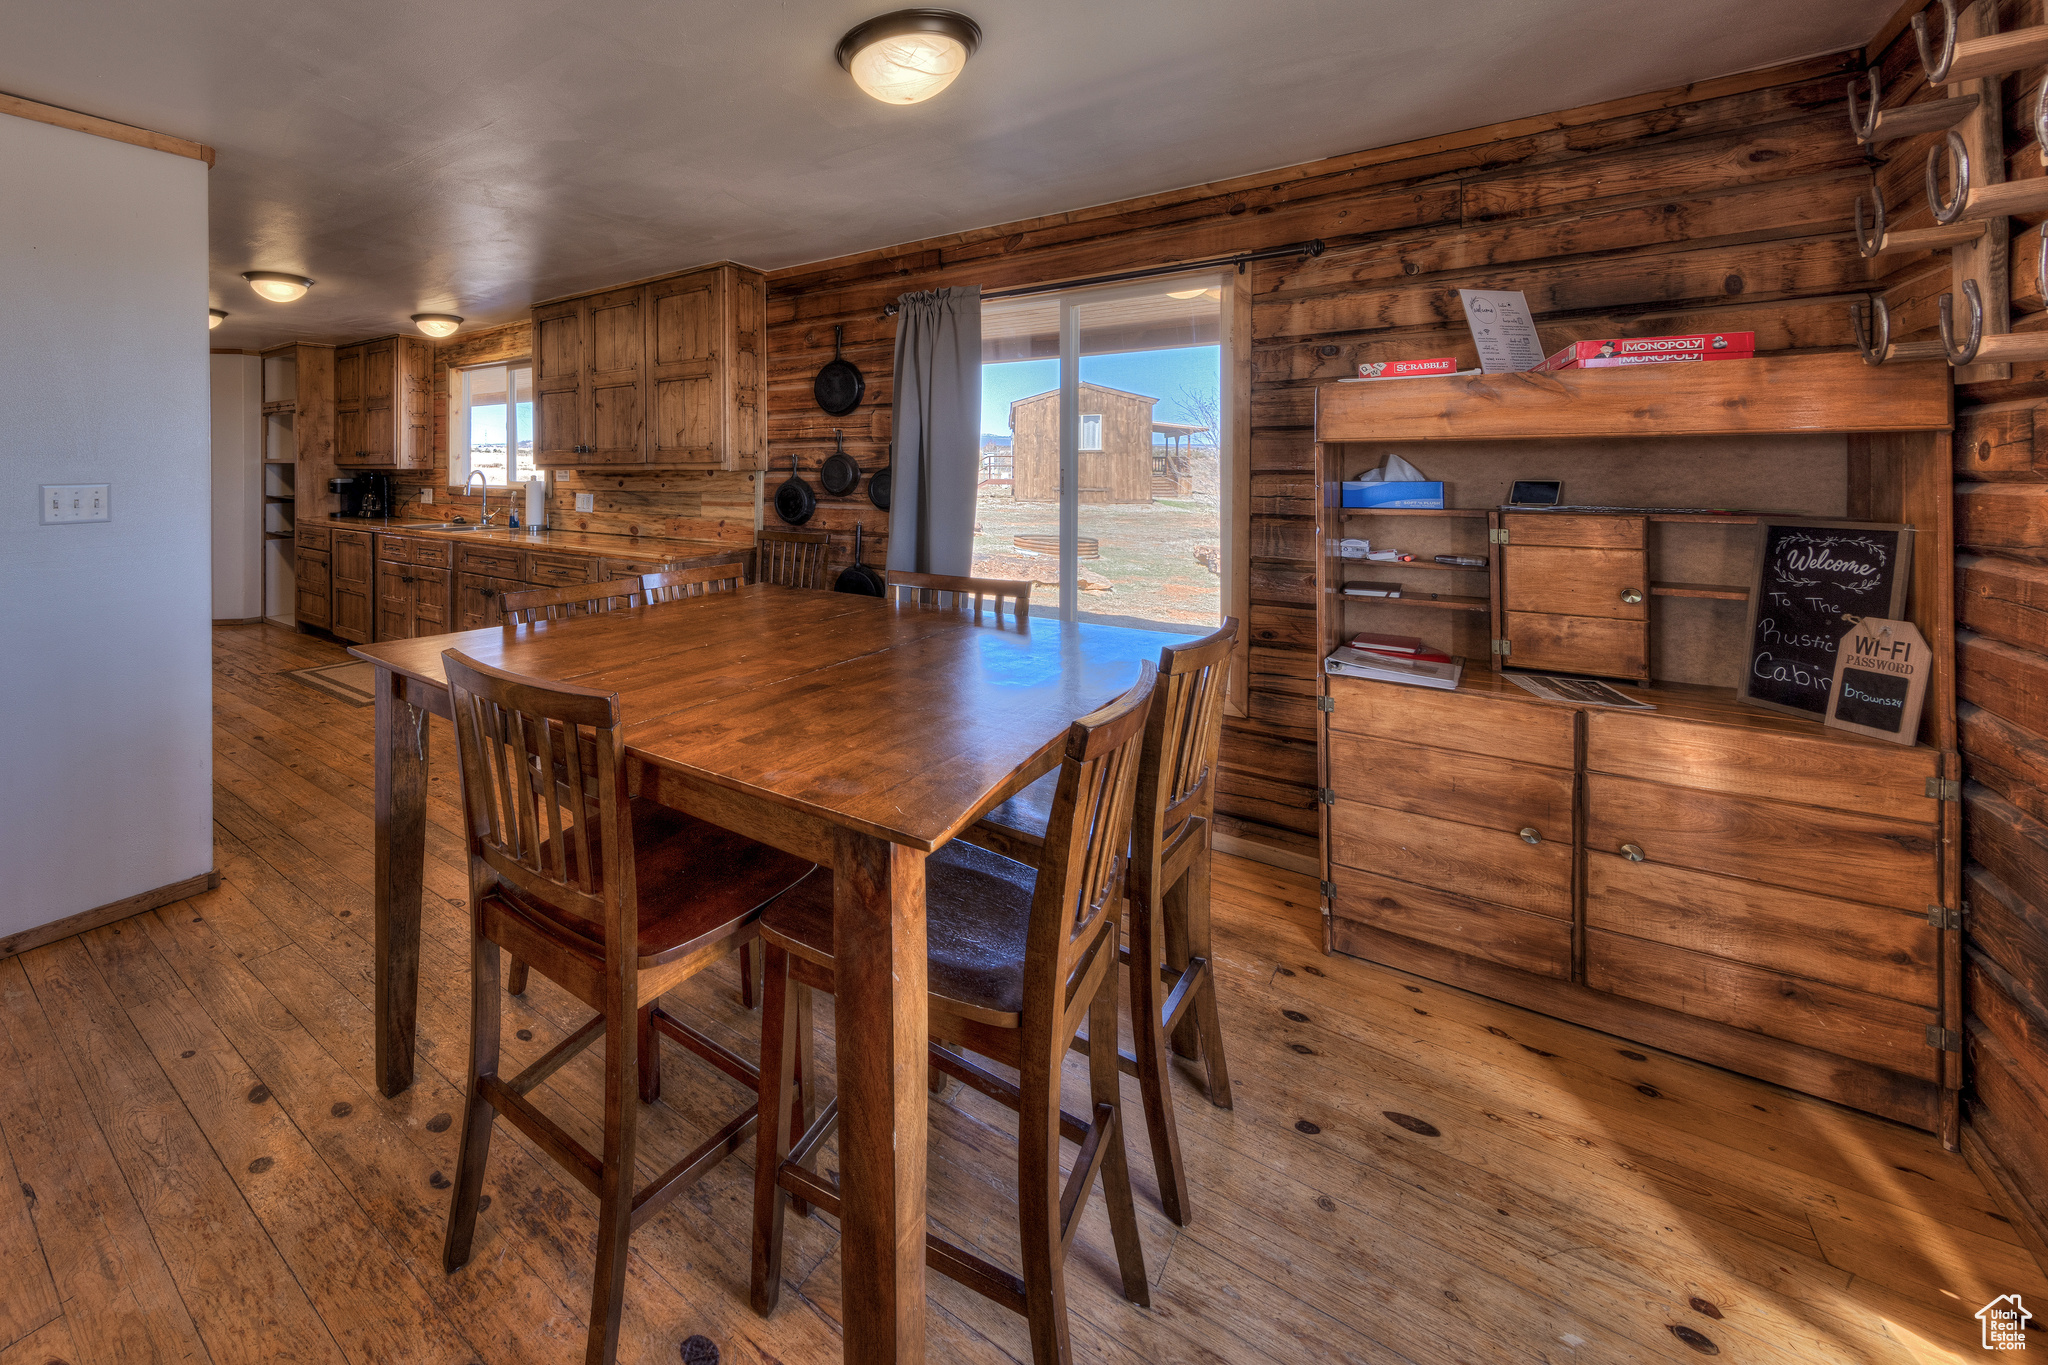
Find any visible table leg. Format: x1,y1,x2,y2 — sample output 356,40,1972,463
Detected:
374,667,429,1097
832,828,929,1364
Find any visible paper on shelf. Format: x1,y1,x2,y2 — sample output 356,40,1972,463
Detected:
1458,289,1545,374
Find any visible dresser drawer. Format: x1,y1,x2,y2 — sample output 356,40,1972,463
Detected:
295,525,331,551
1586,929,1937,1080
1329,800,1570,918
1325,675,1574,769
1503,545,1647,621
1504,611,1647,680
1332,866,1570,979
1585,855,1936,1005
1329,733,1573,840
1503,513,1644,549
458,544,526,578
527,551,600,587
1585,709,1939,823
1583,773,1938,913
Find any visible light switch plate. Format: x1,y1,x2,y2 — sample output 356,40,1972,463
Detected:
42,484,110,524
575,492,595,513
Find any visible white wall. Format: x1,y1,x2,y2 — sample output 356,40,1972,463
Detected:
0,115,213,936
211,353,262,619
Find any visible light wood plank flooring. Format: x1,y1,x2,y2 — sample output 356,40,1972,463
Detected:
0,622,2043,1365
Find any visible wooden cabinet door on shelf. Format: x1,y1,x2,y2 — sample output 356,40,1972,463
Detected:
330,338,431,469
532,299,586,467
584,285,646,464
294,525,332,631
332,344,365,467
1501,514,1649,680
455,572,524,630
361,338,395,465
648,269,720,466
329,528,373,643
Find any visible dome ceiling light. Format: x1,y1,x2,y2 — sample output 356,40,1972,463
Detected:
208,309,228,329
412,313,463,337
836,10,981,105
243,271,313,303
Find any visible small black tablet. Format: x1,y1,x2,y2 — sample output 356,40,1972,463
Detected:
1508,479,1562,508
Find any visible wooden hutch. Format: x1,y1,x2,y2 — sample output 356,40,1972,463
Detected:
1313,354,1962,1138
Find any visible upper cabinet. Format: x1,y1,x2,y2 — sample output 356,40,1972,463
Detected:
334,334,433,469
531,261,766,471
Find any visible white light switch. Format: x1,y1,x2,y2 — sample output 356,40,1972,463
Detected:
41,484,110,524
575,492,595,513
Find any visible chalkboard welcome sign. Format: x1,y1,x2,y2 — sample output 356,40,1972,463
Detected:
1739,519,1913,720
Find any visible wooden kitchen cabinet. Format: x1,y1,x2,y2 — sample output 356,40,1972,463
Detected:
374,533,455,641
532,261,766,471
293,525,331,631
329,528,374,643
333,335,433,469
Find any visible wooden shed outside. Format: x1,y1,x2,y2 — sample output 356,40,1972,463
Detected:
1009,382,1156,503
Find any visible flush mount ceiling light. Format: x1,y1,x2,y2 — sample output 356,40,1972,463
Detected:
412,313,463,337
208,309,228,329
244,271,313,303
836,9,981,105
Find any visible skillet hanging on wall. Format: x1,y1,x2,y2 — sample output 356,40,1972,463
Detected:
834,520,886,596
774,453,816,525
820,429,861,497
868,445,892,511
813,324,864,417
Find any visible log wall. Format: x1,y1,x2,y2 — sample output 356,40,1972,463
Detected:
1872,0,2048,1271
761,50,1875,866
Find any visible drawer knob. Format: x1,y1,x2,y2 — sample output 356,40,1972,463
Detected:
1620,842,1646,862
1518,827,1541,845
1620,587,1644,604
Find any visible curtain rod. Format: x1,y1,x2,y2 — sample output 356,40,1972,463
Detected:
878,239,1324,317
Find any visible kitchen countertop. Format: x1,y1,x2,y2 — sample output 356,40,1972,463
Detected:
321,518,743,559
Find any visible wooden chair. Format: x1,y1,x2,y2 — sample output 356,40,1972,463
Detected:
883,570,1032,621
756,529,831,589
499,577,646,625
960,617,1239,1228
749,664,1157,1365
641,558,745,603
437,649,820,1365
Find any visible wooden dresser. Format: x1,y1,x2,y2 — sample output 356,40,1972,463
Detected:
1313,354,1961,1138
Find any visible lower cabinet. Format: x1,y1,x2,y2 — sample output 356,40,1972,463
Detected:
456,572,526,630
329,529,374,644
374,534,455,641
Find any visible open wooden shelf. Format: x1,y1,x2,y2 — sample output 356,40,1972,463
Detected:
1339,507,1488,518
263,531,290,541
1344,592,1489,612
1651,581,1748,600
265,495,294,504
262,400,296,415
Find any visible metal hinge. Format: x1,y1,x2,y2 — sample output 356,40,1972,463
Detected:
1317,695,1335,713
1926,1026,1963,1053
1488,528,1510,544
1927,904,1964,930
1318,788,1337,806
1925,777,1961,801
1491,639,1512,657
1319,879,1336,900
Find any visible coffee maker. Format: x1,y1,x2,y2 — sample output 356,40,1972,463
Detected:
330,472,395,519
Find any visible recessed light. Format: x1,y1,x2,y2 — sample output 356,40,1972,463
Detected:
837,10,981,105
412,314,463,338
243,271,313,303
208,309,228,329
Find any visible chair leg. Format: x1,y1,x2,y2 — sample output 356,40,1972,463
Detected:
443,937,504,1273
788,976,815,1220
750,943,800,1316
738,939,757,1010
1090,954,1152,1308
506,956,529,997
585,1002,640,1365
1162,871,1200,1063
1128,884,1191,1227
1182,844,1232,1109
1017,1045,1074,1365
637,1002,661,1105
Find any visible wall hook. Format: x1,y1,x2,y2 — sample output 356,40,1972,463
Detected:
1937,279,1984,366
1913,0,1959,84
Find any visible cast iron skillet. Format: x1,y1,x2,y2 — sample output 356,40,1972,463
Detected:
820,429,861,497
868,453,892,511
834,520,886,596
814,324,864,417
774,454,816,525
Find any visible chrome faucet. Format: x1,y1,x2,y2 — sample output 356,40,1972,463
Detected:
464,470,498,527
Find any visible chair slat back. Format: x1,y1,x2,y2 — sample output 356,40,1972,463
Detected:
1026,663,1157,1025
1139,618,1239,841
757,530,831,589
884,571,1031,622
500,577,646,626
642,558,745,603
444,649,632,941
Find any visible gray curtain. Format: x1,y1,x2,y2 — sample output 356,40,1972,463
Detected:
886,286,981,574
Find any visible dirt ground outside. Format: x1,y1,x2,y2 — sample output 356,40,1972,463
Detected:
971,486,1221,629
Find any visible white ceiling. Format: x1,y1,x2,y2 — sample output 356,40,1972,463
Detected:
1,0,1893,352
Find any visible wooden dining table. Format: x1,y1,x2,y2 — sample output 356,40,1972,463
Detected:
349,582,1186,1364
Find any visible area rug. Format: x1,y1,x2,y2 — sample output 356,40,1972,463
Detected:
289,660,378,707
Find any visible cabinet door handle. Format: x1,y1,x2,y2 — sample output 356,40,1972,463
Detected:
1620,588,1644,604
1620,842,1646,862
1518,827,1541,845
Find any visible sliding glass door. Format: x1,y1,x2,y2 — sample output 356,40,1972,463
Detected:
977,274,1230,628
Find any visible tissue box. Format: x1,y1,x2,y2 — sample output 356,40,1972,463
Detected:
1342,481,1444,509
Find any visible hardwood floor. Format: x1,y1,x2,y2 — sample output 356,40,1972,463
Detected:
0,621,2041,1365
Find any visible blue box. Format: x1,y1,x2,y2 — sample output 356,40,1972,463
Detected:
1342,480,1444,509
